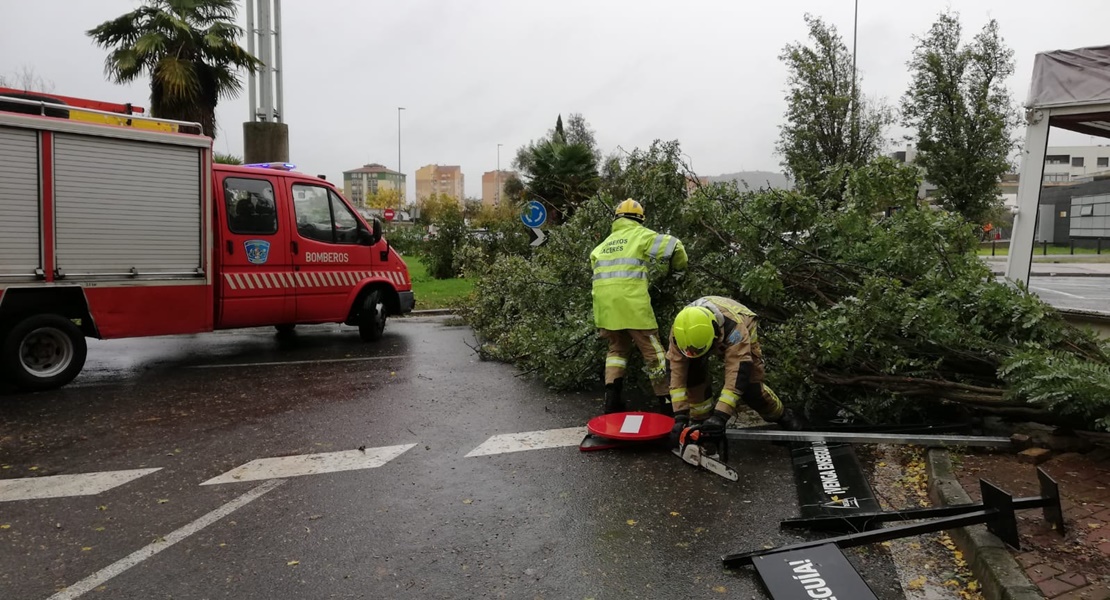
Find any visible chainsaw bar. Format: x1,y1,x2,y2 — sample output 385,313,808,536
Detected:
674,445,739,481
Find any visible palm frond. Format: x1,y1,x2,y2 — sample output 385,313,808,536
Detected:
154,57,200,100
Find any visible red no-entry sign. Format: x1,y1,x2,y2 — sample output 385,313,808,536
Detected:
587,412,674,441
383,208,395,221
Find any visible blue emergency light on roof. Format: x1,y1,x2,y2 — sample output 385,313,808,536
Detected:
244,162,297,171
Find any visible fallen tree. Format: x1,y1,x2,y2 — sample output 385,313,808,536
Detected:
462,143,1110,431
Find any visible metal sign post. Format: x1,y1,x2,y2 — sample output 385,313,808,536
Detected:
724,429,1013,448
722,473,1066,568
780,467,1064,535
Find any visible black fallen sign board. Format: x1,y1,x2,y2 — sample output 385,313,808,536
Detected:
754,543,878,600
791,441,880,517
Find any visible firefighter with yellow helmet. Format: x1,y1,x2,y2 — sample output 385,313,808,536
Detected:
590,199,687,414
667,296,804,444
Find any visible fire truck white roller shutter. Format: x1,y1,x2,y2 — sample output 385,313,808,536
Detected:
54,134,202,277
0,127,41,278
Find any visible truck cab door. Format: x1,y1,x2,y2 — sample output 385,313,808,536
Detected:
288,183,374,323
215,174,294,328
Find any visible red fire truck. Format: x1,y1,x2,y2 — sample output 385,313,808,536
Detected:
0,93,414,391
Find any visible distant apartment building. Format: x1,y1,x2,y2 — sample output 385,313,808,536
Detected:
416,164,465,203
481,170,516,206
342,164,405,207
1041,146,1110,183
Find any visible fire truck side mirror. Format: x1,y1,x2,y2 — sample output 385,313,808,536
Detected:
362,218,383,246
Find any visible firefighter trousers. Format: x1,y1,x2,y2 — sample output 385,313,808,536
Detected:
682,356,784,422
599,328,670,397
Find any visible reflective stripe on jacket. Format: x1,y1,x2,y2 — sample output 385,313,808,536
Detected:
590,218,687,330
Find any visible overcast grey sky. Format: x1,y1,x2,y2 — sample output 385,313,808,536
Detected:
3,0,1109,200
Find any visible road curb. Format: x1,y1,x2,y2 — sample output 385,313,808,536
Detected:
925,448,1042,600
407,309,457,317
991,271,1110,278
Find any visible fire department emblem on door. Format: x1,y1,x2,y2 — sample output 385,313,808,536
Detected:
244,240,271,265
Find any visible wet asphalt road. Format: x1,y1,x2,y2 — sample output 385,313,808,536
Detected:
1025,276,1110,313
0,317,904,599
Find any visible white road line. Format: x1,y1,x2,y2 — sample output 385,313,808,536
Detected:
201,444,415,485
186,355,408,369
46,479,284,600
0,468,161,503
465,427,587,457
1030,285,1085,299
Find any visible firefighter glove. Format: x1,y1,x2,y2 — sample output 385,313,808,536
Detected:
699,410,731,437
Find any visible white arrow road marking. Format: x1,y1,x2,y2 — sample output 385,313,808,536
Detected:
201,444,416,485
0,468,161,503
465,427,587,457
47,479,284,600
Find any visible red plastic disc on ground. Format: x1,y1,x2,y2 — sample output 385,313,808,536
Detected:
587,412,675,441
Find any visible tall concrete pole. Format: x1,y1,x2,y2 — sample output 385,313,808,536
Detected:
258,0,273,122
398,107,405,203
243,0,288,163
246,0,255,119
273,0,283,122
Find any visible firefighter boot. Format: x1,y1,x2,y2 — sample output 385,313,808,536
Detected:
776,407,806,431
655,395,673,417
603,379,626,414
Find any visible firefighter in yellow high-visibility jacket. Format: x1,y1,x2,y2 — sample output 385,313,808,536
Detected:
667,296,805,445
590,199,687,415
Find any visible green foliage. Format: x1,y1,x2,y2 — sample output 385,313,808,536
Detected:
777,15,893,201
424,203,467,279
902,12,1020,224
454,218,531,279
464,139,1110,430
384,224,425,257
513,114,601,222
417,193,462,224
213,152,242,165
1001,350,1110,430
87,0,261,138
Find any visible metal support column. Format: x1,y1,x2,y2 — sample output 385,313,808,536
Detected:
273,0,283,122
246,0,256,118
1005,110,1051,283
257,0,273,122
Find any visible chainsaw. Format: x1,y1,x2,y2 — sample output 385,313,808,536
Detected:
672,425,739,481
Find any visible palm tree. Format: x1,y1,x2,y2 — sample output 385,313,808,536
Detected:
87,0,261,139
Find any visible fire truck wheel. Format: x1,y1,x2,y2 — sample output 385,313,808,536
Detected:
358,291,386,342
275,324,296,335
1,314,88,391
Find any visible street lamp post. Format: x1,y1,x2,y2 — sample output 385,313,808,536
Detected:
496,143,503,206
398,107,405,204
852,0,858,87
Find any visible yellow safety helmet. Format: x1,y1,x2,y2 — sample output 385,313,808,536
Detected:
614,199,645,222
672,306,718,358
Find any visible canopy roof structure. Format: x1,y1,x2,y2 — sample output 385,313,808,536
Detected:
1006,46,1110,282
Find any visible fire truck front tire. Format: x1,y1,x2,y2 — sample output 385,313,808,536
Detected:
358,291,386,342
1,314,88,391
